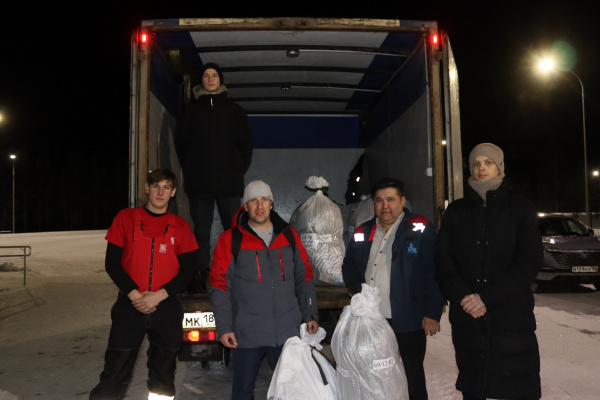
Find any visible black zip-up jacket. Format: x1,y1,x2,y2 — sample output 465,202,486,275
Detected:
174,89,253,196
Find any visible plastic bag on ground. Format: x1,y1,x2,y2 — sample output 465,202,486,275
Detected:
267,323,339,400
331,284,409,400
290,177,345,286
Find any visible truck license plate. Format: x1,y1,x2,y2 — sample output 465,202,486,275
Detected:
572,266,598,273
183,312,216,329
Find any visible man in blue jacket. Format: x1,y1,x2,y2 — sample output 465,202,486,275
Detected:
342,177,445,400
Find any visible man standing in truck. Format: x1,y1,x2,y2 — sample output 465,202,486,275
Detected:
174,62,253,294
342,177,445,400
209,180,319,400
90,169,198,400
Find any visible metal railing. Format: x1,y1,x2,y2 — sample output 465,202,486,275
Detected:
0,246,32,286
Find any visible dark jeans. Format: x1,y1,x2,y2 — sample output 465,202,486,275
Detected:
231,345,283,400
90,294,183,400
188,193,240,274
388,321,428,400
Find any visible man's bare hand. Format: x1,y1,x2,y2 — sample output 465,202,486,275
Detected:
220,333,238,348
422,317,441,336
460,294,486,318
132,290,167,314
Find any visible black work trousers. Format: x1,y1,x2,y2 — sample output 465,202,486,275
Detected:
188,193,240,274
392,326,428,400
89,293,183,400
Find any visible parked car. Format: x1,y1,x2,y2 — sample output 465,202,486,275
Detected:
536,213,600,290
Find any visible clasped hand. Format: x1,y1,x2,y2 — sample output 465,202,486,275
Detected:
460,293,486,318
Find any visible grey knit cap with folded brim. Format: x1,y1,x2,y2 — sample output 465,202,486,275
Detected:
468,143,505,175
243,180,273,204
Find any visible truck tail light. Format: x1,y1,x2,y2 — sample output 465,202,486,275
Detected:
184,330,217,342
138,31,150,46
431,31,441,49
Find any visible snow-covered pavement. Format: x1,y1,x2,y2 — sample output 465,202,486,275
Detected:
0,231,598,399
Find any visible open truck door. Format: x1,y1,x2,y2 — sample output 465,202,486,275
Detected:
442,32,463,206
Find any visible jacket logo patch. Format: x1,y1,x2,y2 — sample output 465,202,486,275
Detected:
159,243,167,253
412,223,426,233
171,237,175,245
354,232,365,242
407,243,417,254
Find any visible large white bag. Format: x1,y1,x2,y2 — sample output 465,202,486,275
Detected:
267,323,339,400
331,284,409,400
289,176,345,286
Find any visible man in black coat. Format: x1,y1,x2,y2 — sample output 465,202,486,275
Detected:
435,143,543,400
174,62,253,293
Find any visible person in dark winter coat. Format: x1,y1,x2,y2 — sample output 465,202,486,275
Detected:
174,62,253,293
342,177,445,400
435,143,543,400
210,180,319,400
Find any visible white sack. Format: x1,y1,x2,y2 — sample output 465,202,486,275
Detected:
331,284,409,400
267,323,339,400
290,177,345,286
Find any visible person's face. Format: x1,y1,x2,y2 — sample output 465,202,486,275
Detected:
472,155,500,181
374,187,406,230
202,68,221,94
244,197,272,228
145,179,176,213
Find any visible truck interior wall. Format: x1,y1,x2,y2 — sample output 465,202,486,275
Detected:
362,41,435,222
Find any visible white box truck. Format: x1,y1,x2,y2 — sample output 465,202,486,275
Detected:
129,17,463,367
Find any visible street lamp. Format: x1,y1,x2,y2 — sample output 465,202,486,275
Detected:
9,154,16,233
538,58,590,226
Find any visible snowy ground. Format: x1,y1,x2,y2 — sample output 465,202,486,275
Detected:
0,231,599,400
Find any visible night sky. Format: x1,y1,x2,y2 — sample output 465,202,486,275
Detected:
1,2,599,232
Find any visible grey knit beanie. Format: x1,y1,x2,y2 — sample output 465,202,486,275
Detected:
243,180,273,204
469,143,505,175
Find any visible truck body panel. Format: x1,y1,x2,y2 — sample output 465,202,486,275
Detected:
129,17,462,362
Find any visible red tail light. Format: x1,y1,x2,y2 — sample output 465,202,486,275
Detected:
138,31,149,45
184,330,217,342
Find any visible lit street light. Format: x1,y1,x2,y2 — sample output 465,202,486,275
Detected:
537,57,590,227
10,154,16,233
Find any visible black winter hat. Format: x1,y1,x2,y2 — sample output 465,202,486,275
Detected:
200,62,224,85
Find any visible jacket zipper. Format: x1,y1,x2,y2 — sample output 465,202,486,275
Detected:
255,250,262,282
148,238,155,290
277,248,285,281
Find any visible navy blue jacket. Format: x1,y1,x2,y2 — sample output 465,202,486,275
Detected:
342,208,445,333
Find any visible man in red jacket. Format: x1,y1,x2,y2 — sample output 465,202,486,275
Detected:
90,169,198,400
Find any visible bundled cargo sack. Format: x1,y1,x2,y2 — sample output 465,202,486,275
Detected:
267,323,339,400
331,283,408,400
289,176,345,286
342,195,374,247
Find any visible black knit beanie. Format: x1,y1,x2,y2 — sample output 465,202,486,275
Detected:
200,62,224,85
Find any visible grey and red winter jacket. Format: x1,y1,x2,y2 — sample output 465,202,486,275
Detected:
209,208,319,348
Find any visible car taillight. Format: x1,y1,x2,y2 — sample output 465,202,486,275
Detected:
184,330,216,342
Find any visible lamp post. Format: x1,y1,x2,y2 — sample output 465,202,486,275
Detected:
9,154,16,233
538,59,590,227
